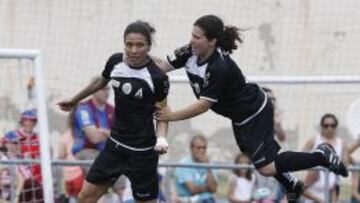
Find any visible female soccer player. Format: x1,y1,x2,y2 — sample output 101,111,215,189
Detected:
155,14,348,202
58,21,170,203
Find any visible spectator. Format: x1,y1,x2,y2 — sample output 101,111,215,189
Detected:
348,135,360,203
303,113,348,203
0,131,23,201
227,153,256,203
256,87,287,202
262,87,286,142
3,109,43,202
158,167,167,203
57,109,84,201
175,135,218,203
72,85,113,163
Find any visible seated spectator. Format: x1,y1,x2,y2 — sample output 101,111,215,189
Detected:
348,135,360,203
57,109,84,201
158,167,167,203
0,152,11,201
262,87,286,142
302,113,348,203
71,85,113,164
175,135,218,203
258,87,288,202
3,109,43,203
227,153,256,203
0,131,23,201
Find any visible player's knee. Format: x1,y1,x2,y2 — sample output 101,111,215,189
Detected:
257,163,277,176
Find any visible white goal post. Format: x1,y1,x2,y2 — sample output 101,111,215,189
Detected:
0,49,54,203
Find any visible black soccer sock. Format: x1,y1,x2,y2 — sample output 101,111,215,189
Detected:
273,172,299,192
274,151,326,173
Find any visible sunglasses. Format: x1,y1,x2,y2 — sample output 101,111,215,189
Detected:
322,123,337,129
193,145,207,150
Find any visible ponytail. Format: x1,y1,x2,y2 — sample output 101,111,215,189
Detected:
218,26,243,53
194,15,243,54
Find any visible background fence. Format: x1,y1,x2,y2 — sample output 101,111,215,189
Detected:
0,159,359,202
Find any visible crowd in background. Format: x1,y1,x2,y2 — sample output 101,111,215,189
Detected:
0,87,360,203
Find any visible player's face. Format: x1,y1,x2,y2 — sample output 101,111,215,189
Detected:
124,33,150,67
321,117,337,137
190,26,216,60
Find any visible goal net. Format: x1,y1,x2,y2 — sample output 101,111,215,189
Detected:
0,49,53,203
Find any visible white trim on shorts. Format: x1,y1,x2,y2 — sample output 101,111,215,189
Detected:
109,136,154,152
233,89,268,127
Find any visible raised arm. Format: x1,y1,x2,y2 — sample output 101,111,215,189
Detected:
152,56,173,73
58,75,109,111
153,44,192,73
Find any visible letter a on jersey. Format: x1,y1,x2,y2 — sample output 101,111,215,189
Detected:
135,88,143,99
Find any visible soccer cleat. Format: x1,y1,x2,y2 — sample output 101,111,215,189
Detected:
286,180,306,203
314,143,348,177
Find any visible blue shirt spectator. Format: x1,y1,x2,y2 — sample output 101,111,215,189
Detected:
71,87,114,155
175,135,218,203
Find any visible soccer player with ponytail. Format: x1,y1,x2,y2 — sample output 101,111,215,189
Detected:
155,14,348,202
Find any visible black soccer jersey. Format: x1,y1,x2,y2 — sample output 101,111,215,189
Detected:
102,53,169,148
167,48,265,123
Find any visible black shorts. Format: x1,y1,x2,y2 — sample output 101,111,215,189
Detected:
232,100,280,169
86,139,159,201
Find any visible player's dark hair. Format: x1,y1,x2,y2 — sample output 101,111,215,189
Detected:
320,113,338,127
194,15,243,54
124,20,155,46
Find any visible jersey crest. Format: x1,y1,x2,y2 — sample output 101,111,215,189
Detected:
122,82,132,95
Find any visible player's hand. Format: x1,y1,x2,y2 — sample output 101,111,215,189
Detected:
154,136,169,154
98,128,110,138
57,99,77,112
155,104,173,121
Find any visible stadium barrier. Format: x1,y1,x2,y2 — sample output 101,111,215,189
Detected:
0,159,358,203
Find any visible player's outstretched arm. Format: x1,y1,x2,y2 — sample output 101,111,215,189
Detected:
153,44,192,73
155,99,213,122
57,75,109,111
152,56,173,73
